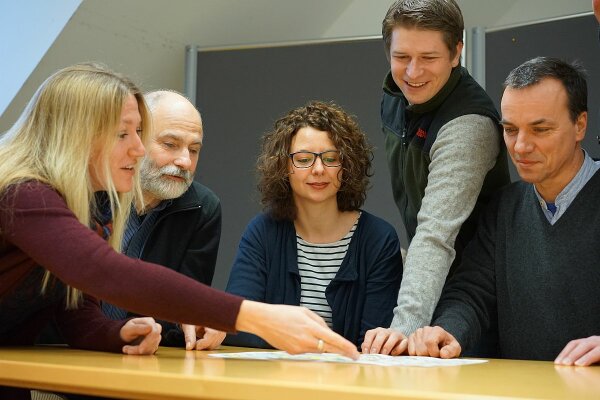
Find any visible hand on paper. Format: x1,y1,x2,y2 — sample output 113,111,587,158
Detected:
361,327,408,355
235,301,359,360
407,326,461,358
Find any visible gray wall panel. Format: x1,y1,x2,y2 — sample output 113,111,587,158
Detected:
194,39,401,290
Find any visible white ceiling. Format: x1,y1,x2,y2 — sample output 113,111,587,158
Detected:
0,0,591,131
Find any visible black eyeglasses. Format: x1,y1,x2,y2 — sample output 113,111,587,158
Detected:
289,150,342,168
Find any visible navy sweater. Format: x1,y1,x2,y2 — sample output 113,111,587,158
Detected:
433,173,600,360
225,211,403,348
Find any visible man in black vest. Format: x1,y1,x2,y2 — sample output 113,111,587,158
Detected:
405,57,600,365
362,0,510,355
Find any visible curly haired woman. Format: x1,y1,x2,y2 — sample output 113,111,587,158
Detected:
209,101,403,350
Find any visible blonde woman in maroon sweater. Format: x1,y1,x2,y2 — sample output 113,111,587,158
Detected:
0,64,358,396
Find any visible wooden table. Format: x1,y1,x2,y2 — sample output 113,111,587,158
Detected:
0,346,599,399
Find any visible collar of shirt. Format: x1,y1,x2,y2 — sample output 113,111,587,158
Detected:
139,198,172,216
533,150,600,225
122,199,173,253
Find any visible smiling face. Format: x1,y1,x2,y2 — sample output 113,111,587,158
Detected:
89,94,145,192
389,27,462,105
288,127,342,210
501,78,587,201
140,93,203,207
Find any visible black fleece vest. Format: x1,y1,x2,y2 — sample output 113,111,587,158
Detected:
381,66,510,274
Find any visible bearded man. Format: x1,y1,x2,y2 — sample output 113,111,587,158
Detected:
102,90,222,348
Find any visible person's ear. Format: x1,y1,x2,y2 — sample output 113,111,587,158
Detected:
451,41,463,68
575,111,587,142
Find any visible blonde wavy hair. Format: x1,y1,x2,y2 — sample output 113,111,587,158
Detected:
0,63,150,308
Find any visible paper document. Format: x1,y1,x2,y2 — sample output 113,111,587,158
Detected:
209,351,487,367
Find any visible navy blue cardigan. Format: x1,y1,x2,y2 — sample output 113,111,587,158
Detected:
225,211,403,348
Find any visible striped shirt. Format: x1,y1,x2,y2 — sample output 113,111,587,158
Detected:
296,214,360,327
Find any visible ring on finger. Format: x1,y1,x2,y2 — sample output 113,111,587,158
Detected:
317,339,324,353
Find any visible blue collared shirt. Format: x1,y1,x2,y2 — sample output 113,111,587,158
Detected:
534,150,600,225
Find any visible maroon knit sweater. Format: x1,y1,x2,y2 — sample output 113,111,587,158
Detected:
0,181,243,349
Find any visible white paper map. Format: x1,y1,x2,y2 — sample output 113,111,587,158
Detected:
209,351,487,367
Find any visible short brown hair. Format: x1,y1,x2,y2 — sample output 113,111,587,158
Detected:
382,0,464,59
257,101,373,220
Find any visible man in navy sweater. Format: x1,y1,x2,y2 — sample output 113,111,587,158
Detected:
396,57,600,366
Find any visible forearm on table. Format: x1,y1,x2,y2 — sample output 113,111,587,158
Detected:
432,197,500,352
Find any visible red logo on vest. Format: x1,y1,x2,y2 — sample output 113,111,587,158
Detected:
416,128,427,139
